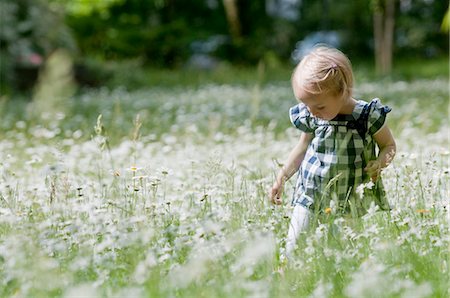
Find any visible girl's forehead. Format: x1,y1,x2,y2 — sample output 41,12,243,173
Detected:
298,93,325,105
294,85,313,99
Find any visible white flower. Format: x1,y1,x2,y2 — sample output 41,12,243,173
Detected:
310,279,333,298
63,284,99,298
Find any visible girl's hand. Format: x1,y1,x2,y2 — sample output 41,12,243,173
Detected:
270,178,285,205
270,181,284,205
365,160,381,181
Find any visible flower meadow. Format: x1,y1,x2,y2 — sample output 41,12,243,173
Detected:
0,77,448,297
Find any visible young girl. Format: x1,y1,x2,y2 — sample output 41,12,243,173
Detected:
270,46,396,258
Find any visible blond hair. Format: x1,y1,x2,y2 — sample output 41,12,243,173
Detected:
291,46,354,98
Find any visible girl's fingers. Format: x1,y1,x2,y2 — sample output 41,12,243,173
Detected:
269,188,277,203
273,194,282,205
365,161,376,169
365,161,380,181
365,161,380,173
269,181,284,205
269,189,282,205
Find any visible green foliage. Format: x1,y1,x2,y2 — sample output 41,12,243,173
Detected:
73,56,113,87
295,0,373,57
143,20,193,67
50,0,125,16
65,0,227,67
442,8,449,32
396,0,449,56
0,0,76,92
1,0,448,93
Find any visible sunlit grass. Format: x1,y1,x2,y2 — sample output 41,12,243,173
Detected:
0,73,448,297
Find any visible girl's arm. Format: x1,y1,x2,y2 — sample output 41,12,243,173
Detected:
270,132,313,205
365,125,396,181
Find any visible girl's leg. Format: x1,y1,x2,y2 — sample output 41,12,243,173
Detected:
285,205,310,260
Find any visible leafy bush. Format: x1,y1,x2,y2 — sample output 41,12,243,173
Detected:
73,57,113,88
0,0,76,93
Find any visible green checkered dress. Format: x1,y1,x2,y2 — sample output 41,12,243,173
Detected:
289,98,391,215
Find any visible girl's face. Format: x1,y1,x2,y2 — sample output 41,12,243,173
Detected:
296,90,347,121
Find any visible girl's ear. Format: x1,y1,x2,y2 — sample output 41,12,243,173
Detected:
331,88,345,99
340,86,350,99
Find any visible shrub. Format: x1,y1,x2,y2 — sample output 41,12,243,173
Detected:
0,0,76,93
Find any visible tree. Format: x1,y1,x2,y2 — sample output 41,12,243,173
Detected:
222,0,241,42
372,0,396,75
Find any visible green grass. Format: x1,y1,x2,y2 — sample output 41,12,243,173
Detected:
0,59,448,297
82,55,450,90
353,55,449,82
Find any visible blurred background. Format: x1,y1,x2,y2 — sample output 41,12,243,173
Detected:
0,0,448,94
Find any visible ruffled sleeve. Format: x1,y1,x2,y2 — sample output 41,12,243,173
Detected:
289,103,316,133
367,98,391,136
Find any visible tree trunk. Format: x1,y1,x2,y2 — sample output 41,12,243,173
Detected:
373,0,396,75
374,9,383,74
222,0,241,41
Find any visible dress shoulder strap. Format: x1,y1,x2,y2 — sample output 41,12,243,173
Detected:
347,101,370,140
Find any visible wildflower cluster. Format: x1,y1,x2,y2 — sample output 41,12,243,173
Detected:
0,78,448,296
